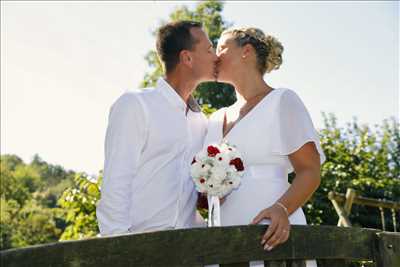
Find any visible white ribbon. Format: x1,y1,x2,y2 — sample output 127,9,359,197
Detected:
207,195,221,227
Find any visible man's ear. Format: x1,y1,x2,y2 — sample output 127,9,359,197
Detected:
179,50,193,68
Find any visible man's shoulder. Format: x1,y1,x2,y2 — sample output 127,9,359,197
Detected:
109,88,153,117
114,87,156,105
124,86,157,98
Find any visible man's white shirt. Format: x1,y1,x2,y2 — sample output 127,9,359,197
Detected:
96,78,208,236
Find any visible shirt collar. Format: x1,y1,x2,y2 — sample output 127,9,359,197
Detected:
157,77,202,113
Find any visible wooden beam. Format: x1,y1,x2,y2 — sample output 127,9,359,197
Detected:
374,232,400,267
328,191,400,210
0,226,383,267
329,198,352,227
338,188,356,226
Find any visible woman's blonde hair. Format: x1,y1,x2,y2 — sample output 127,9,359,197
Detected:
222,27,284,74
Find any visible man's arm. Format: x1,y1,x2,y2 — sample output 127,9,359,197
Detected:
96,92,147,236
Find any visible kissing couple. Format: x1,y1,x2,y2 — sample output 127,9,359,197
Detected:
97,20,325,267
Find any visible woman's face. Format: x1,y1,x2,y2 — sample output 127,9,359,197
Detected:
216,33,243,83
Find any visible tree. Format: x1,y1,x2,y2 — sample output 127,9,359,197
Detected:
57,173,101,240
1,156,30,206
304,114,400,231
141,0,236,109
0,197,62,250
0,154,75,250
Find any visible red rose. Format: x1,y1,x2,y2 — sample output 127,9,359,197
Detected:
229,158,244,171
207,145,220,157
199,178,205,184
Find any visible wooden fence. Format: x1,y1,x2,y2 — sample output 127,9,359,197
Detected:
1,225,399,267
328,188,399,231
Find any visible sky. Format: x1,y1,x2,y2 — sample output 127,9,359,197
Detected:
1,1,399,175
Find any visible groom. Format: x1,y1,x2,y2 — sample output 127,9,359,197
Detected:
96,21,218,236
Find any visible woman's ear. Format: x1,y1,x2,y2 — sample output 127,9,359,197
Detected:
242,43,253,59
179,50,193,68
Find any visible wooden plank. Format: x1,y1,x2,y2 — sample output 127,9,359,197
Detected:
220,263,249,267
317,259,348,267
338,188,356,226
330,198,352,227
374,232,400,267
0,225,379,267
265,261,286,267
343,188,356,214
285,260,306,267
328,191,400,210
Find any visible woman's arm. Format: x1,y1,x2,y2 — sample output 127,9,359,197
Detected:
279,141,321,214
251,141,321,250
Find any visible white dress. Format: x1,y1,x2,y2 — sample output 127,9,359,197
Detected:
204,88,326,267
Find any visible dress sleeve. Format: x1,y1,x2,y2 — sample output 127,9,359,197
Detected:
271,89,326,165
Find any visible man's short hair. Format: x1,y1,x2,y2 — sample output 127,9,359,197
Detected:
156,21,202,73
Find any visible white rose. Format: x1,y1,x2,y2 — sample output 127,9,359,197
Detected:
210,165,227,181
205,176,220,196
194,177,208,193
191,162,207,178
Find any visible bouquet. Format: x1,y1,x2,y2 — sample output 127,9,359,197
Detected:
191,142,245,226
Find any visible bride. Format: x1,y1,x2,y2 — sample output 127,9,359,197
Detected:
204,27,326,267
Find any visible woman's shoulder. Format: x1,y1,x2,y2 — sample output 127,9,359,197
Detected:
273,87,298,98
273,88,304,105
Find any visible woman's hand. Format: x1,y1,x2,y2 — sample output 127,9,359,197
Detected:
251,203,290,251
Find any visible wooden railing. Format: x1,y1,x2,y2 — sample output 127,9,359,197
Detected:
1,225,399,267
328,188,399,231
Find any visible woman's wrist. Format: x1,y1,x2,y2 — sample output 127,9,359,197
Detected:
275,201,289,216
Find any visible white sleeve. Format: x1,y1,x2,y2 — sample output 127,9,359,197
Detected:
271,89,326,165
96,92,147,236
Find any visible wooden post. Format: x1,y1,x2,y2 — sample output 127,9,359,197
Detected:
338,188,356,226
374,232,400,267
391,209,397,232
379,207,386,231
328,192,352,227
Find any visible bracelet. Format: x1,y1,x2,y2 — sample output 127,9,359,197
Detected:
275,201,289,216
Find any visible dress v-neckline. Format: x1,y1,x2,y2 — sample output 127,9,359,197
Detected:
221,89,278,140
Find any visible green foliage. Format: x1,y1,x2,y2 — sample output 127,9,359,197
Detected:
57,173,101,240
141,0,236,109
304,114,400,231
0,155,75,250
0,197,61,249
1,164,30,206
201,103,217,117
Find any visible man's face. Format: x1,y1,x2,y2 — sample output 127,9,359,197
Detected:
189,27,218,82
